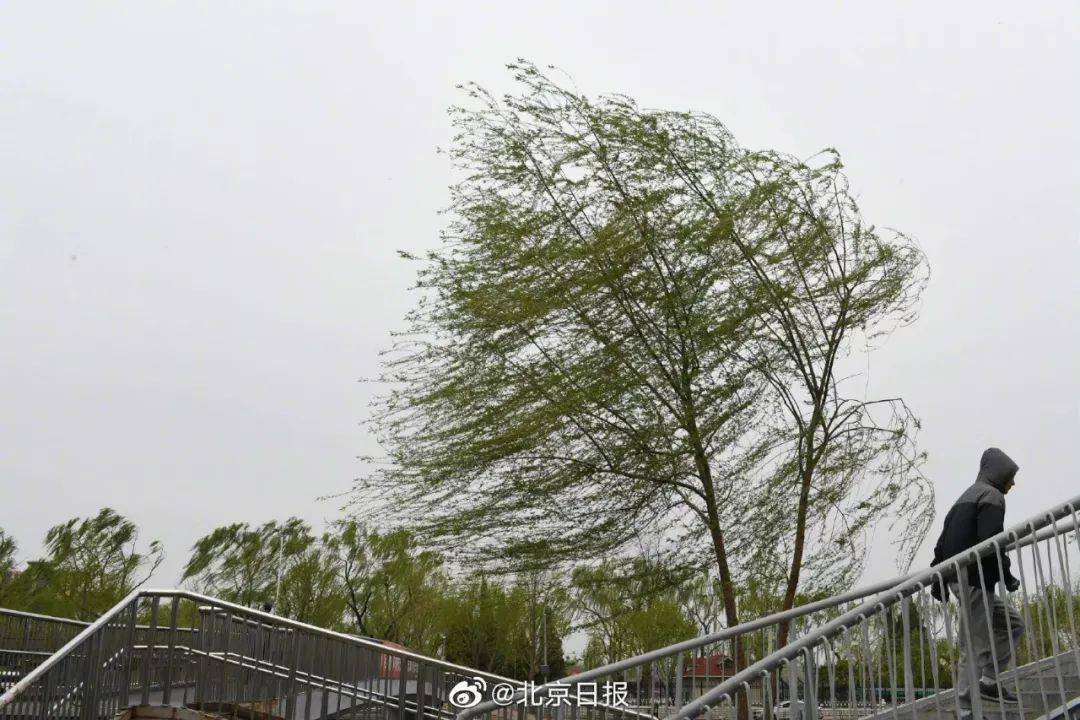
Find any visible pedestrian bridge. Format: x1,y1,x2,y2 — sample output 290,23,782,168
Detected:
2,493,1078,720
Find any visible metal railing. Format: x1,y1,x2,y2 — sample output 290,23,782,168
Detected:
457,497,1080,720
664,494,1080,720
0,589,639,720
0,608,87,655
0,608,88,701
0,607,200,701
457,572,931,720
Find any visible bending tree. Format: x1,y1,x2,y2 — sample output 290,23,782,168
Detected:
329,521,448,652
0,529,17,605
6,508,162,620
182,517,312,610
356,61,932,673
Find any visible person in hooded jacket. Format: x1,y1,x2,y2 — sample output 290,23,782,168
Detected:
930,447,1025,711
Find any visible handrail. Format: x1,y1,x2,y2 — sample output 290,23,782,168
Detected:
1,586,650,719
167,588,653,718
148,588,526,684
667,492,1080,720
455,516,1077,720
0,608,90,627
457,575,914,720
0,586,143,706
0,586,522,707
0,606,199,634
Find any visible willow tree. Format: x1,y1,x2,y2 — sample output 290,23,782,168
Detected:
573,558,697,668
182,517,313,610
328,523,449,652
357,62,932,662
7,509,162,620
0,529,17,605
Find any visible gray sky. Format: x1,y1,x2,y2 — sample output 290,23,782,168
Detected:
1,1,1078,598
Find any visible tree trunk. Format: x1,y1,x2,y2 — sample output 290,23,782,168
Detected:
693,439,750,720
776,474,809,647
777,434,819,649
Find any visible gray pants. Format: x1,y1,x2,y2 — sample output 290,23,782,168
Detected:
949,582,1025,705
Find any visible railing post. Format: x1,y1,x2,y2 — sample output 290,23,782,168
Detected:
283,627,300,720
786,656,798,719
162,597,180,706
120,600,138,711
304,631,316,719
80,630,101,720
802,647,818,720
900,597,914,707
321,635,333,719
397,655,408,720
195,607,208,706
955,566,985,720
141,596,159,706
413,660,425,720
674,652,684,712
219,610,231,713
38,666,54,720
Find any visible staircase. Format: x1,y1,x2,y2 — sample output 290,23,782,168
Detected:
860,650,1080,720
659,496,1080,720
0,590,635,720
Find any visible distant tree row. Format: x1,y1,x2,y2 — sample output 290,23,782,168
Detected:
0,509,722,680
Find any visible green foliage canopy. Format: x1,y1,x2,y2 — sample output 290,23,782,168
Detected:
2,508,162,620
357,62,934,638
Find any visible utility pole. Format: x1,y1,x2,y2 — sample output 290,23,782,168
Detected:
274,523,284,613
540,601,549,683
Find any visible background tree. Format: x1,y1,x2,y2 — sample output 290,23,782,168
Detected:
442,572,572,680
277,533,348,628
182,517,312,610
356,60,932,678
516,570,572,681
4,508,162,620
330,519,377,632
183,518,451,652
706,146,933,643
573,564,636,667
1015,583,1080,668
574,558,695,686
329,522,448,653
679,573,725,638
442,574,518,675
0,529,17,605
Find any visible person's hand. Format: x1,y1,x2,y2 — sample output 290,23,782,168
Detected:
1005,575,1021,593
930,582,943,602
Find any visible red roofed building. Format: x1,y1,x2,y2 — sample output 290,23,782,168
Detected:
683,654,763,704
685,654,736,680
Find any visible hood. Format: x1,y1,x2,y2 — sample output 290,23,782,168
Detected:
976,447,1019,491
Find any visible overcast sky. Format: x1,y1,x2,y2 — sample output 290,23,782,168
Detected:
2,2,1078,599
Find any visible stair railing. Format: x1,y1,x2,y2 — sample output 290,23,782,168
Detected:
456,511,1076,720
0,589,643,720
664,494,1080,720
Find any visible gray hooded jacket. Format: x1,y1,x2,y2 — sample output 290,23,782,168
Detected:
931,447,1020,596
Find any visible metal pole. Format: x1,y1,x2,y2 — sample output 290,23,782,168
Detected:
275,524,284,613
674,653,684,712
542,602,548,684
